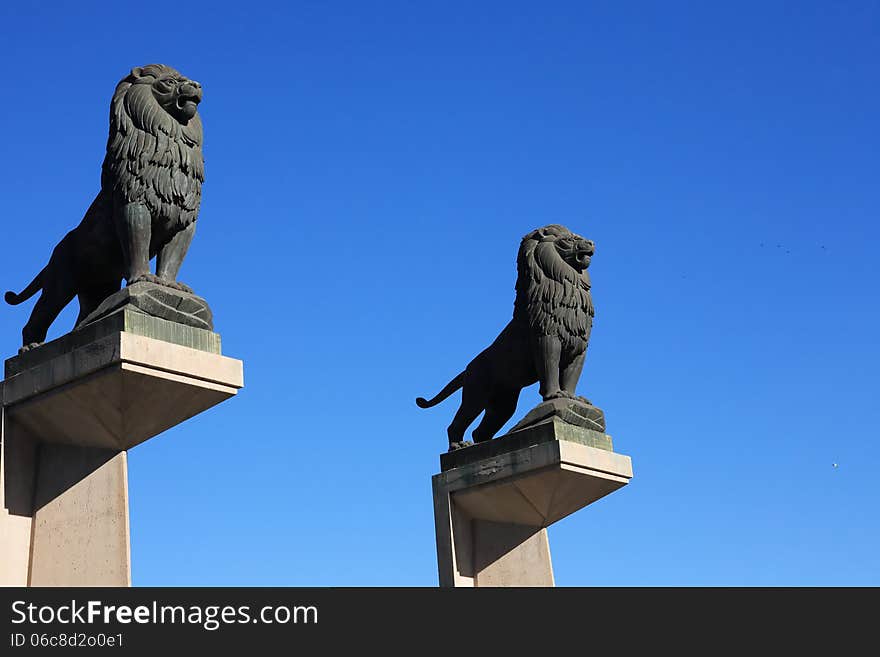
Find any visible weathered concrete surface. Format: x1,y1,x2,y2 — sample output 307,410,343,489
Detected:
29,447,130,586
433,421,632,587
472,521,554,587
6,309,221,378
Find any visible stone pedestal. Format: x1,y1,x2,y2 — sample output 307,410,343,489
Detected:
0,314,243,586
432,418,633,587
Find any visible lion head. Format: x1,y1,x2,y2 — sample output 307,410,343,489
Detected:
513,224,595,352
102,64,204,230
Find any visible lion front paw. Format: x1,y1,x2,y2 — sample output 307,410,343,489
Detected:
544,390,574,401
128,273,164,286
19,342,42,354
128,275,193,294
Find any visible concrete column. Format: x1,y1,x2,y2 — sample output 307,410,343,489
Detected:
432,418,633,587
29,446,130,586
0,413,36,586
471,521,554,587
0,320,243,586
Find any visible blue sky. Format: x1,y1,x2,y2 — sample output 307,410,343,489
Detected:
1,1,878,585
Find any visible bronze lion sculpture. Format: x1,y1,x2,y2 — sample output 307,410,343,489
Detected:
416,224,596,450
5,64,204,349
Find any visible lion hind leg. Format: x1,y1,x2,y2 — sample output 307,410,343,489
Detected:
446,390,484,451
21,284,75,348
75,281,122,328
472,390,520,443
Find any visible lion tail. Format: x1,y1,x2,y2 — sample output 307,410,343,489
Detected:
5,267,46,305
416,371,465,409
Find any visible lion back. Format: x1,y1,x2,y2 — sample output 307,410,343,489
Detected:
513,225,594,355
102,66,204,232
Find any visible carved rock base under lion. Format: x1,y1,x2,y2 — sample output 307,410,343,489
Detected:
78,281,213,331
508,398,606,434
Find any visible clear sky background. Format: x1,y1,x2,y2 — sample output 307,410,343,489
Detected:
1,1,877,585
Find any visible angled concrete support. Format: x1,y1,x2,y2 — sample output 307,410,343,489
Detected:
432,419,633,587
1,317,242,586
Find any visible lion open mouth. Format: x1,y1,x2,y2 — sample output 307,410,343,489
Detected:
576,251,592,268
575,241,595,269
174,94,200,121
177,96,199,110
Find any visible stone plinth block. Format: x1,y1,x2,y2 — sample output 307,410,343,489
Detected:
508,398,606,434
79,281,213,331
1,330,243,586
432,421,632,587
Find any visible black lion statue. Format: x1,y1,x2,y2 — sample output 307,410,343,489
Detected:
6,64,204,350
416,224,597,450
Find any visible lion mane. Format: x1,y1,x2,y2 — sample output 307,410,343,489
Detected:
104,63,204,231
514,224,594,355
